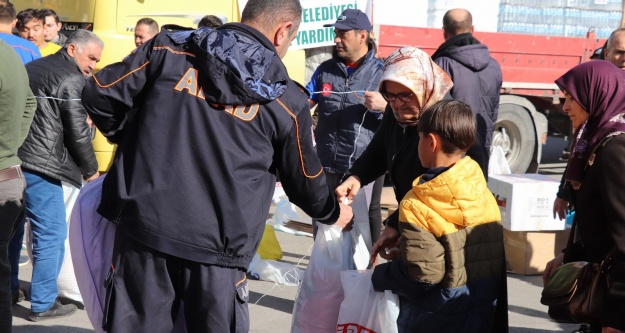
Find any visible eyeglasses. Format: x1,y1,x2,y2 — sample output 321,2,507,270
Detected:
381,91,414,103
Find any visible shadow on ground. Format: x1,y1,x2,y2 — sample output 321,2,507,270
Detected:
13,325,94,333
509,304,583,333
249,291,294,314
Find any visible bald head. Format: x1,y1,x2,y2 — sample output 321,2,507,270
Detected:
442,8,473,40
604,28,625,70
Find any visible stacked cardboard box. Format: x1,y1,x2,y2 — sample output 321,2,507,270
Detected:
488,174,570,275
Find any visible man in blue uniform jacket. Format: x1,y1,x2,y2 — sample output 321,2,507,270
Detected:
81,0,353,332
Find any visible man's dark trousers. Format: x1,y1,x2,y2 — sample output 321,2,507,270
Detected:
0,166,26,332
105,230,250,333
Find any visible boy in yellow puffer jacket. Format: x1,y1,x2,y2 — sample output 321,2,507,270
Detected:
370,100,508,333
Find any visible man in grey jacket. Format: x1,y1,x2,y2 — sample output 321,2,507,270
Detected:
432,8,502,177
10,29,101,322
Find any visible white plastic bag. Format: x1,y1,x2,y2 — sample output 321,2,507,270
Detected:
378,289,400,333
247,252,261,273
291,224,354,333
348,190,375,270
336,270,399,333
68,177,112,333
250,260,304,286
488,145,511,175
58,183,82,303
69,176,187,333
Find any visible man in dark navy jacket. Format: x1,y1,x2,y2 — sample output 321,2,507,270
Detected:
306,9,386,242
82,0,352,331
432,8,502,178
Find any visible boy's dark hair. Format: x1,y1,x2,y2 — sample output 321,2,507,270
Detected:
16,8,44,30
0,1,17,24
40,8,60,23
198,15,223,28
417,100,476,154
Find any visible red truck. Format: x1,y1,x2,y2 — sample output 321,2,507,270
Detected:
376,25,606,173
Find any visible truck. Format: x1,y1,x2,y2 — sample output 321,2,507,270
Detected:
11,0,624,173
375,25,607,173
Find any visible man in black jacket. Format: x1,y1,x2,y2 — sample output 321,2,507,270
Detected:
431,8,502,177
10,29,101,322
82,0,352,331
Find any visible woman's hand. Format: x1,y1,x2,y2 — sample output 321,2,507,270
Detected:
542,253,565,286
335,175,361,205
553,197,569,220
370,226,400,265
602,327,625,333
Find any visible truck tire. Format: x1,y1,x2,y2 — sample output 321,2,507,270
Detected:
492,104,536,173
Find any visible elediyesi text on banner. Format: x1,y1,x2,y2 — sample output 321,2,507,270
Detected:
237,0,372,50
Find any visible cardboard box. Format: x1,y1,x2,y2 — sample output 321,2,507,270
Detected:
504,229,570,275
488,174,565,231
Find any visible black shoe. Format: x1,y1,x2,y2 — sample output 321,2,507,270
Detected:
28,300,77,322
12,289,25,304
58,296,85,310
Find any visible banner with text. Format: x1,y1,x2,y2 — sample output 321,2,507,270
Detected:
237,0,372,50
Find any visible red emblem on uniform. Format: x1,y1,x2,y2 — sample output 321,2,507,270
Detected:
322,83,332,97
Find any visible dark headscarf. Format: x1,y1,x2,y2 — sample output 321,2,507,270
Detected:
555,60,625,189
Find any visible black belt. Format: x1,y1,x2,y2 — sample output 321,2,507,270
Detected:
0,166,21,182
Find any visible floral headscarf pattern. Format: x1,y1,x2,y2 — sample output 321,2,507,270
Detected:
379,47,453,115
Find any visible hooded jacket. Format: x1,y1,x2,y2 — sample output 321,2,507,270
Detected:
82,24,340,269
432,33,502,172
306,46,384,174
19,48,98,188
372,156,507,332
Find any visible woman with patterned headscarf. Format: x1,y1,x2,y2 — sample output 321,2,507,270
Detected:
336,46,457,241
336,47,454,219
336,46,457,230
544,61,625,333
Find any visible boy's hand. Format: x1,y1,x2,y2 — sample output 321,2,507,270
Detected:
370,226,400,265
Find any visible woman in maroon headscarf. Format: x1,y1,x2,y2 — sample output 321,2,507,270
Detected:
543,60,625,333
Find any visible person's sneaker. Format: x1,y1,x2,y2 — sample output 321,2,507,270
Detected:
12,289,25,304
28,300,77,322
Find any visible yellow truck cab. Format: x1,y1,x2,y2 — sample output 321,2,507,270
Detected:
12,0,307,172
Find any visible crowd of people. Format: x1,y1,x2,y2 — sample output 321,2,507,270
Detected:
1,0,624,332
